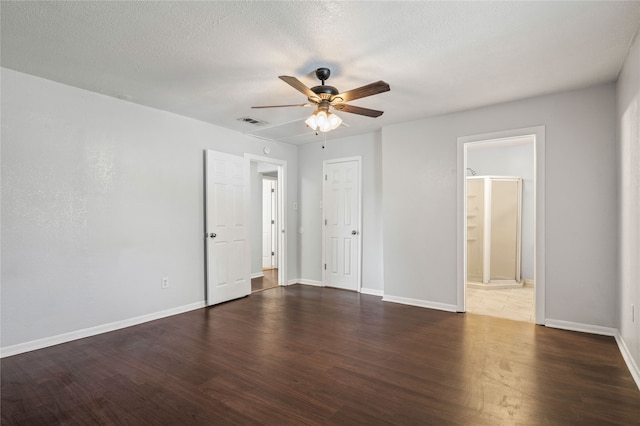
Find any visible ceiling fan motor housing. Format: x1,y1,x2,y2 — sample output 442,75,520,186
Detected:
309,67,342,102
310,85,339,102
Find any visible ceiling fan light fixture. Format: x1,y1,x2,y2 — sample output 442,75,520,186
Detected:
305,109,342,133
328,111,342,129
304,113,319,130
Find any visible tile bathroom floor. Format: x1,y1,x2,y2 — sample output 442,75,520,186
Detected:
466,286,534,323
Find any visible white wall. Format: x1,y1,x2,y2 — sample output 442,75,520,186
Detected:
250,162,263,276
617,34,640,377
297,132,383,292
0,68,299,349
383,84,617,328
467,142,534,280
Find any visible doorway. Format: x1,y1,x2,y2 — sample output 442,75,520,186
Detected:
457,126,546,325
253,174,278,292
465,139,532,322
245,154,287,292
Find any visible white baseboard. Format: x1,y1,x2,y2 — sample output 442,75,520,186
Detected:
615,331,640,390
297,279,323,287
1,301,206,358
360,287,383,297
382,294,458,313
251,272,264,279
544,319,616,336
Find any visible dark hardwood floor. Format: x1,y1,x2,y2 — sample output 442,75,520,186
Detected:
251,268,278,292
2,285,639,425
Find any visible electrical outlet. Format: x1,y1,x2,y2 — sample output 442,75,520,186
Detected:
161,277,169,289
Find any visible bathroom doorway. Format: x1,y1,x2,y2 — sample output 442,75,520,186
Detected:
457,127,546,324
465,138,533,322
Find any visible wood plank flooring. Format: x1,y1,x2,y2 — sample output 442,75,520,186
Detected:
2,285,639,425
251,268,278,293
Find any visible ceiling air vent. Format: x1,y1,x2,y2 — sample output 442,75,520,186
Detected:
237,117,267,126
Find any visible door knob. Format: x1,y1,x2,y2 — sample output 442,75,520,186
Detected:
351,230,357,235
209,233,217,238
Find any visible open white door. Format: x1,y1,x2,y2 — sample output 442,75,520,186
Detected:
323,157,362,291
262,178,277,269
205,150,251,306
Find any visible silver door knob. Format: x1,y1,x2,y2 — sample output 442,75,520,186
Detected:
209,233,217,238
351,230,357,235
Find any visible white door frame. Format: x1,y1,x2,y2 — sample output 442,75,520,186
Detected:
245,153,287,287
457,126,546,324
262,176,278,269
322,156,363,291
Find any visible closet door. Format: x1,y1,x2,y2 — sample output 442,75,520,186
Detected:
489,180,519,281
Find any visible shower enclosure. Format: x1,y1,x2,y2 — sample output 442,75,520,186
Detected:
466,176,522,288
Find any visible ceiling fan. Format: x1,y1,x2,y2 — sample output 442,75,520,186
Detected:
252,67,390,132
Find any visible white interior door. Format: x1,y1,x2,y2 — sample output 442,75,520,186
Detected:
270,179,277,266
205,150,250,306
262,179,276,269
323,158,361,291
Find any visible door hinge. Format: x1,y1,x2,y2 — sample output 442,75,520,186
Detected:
324,219,327,225
271,219,275,224
272,251,275,256
325,174,327,181
324,263,327,270
271,188,275,193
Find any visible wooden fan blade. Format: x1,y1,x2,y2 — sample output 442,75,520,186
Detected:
333,103,384,118
279,76,320,102
252,103,313,109
334,81,390,103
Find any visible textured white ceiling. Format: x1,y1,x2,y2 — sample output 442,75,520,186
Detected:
2,1,639,145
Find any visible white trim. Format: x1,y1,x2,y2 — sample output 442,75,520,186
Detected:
322,156,363,292
286,279,298,286
297,279,323,287
382,295,458,313
360,288,384,297
244,153,287,166
523,279,535,288
244,153,287,287
0,301,205,358
615,331,640,390
457,126,545,324
251,272,264,279
544,319,616,336
482,176,491,283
